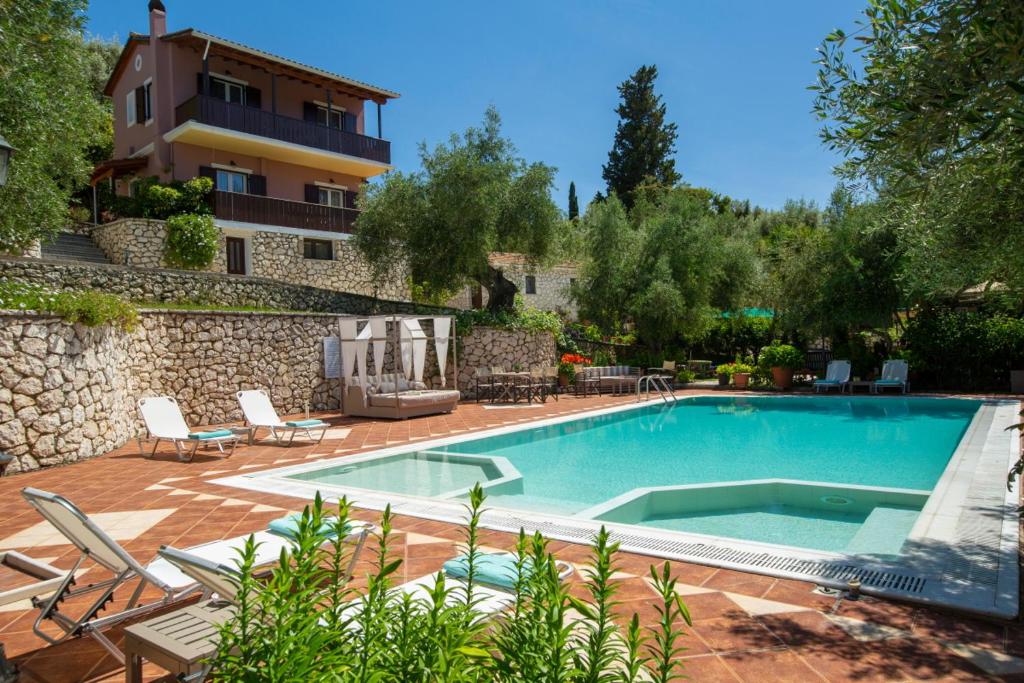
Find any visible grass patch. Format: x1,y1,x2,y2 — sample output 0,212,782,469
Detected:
0,281,138,331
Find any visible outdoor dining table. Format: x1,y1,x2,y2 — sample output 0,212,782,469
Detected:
491,371,533,403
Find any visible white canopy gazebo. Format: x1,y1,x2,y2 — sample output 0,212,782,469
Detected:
337,314,460,419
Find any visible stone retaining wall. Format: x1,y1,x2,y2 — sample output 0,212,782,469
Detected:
0,310,554,474
90,218,407,300
0,257,443,317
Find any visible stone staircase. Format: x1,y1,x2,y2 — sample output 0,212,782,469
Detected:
40,232,111,264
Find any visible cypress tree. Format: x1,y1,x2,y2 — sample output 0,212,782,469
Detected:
568,181,579,220
602,65,680,208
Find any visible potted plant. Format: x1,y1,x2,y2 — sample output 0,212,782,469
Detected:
731,362,754,389
716,363,735,386
675,368,696,387
558,353,590,386
759,343,804,390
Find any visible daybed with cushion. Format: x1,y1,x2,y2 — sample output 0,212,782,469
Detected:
342,373,460,419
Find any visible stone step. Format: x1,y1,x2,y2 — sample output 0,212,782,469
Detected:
40,233,110,264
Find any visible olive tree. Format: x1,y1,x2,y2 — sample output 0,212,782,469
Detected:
354,107,561,311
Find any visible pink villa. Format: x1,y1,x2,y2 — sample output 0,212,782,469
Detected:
88,0,400,282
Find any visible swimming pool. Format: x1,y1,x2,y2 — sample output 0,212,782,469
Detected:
219,394,1020,617
283,396,980,556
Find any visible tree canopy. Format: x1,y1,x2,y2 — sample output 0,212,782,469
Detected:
354,107,561,310
602,65,680,208
812,0,1024,300
0,0,110,251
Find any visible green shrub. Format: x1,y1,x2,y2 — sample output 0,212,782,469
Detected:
675,368,696,384
903,308,1024,389
759,342,804,369
107,176,214,220
455,297,563,337
0,281,138,330
211,485,691,680
164,213,218,270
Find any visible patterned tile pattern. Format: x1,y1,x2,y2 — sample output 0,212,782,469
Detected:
0,391,1017,682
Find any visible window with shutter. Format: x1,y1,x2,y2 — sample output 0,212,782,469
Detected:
248,174,267,196
304,184,319,204
245,86,261,109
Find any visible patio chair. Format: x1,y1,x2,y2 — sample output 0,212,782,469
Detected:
19,487,371,664
814,360,851,393
474,367,497,403
574,364,600,397
872,360,909,394
236,389,329,445
647,360,677,377
543,366,561,401
525,368,549,404
137,396,239,462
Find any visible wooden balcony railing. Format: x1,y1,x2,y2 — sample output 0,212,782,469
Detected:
175,95,391,164
212,191,358,234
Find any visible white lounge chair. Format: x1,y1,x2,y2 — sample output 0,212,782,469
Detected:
137,396,239,461
19,487,372,663
236,389,329,445
813,360,851,393
872,359,909,394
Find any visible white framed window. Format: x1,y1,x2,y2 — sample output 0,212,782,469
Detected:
210,76,245,105
216,169,248,194
316,106,344,130
318,187,345,208
126,89,137,126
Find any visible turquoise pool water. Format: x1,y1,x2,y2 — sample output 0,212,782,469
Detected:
288,396,981,554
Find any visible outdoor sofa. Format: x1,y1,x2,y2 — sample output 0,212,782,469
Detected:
576,365,642,395
342,373,460,419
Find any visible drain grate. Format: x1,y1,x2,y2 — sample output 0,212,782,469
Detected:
483,513,928,595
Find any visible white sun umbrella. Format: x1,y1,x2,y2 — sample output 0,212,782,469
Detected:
369,316,388,378
400,319,428,383
433,317,451,387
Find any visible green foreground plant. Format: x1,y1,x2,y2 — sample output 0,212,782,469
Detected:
211,485,691,681
164,213,219,270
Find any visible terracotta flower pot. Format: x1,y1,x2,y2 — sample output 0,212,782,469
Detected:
771,367,794,390
733,372,750,389
558,373,570,387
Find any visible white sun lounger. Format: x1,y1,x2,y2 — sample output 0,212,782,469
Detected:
872,359,909,394
137,396,239,462
813,360,851,393
19,487,371,663
235,389,329,445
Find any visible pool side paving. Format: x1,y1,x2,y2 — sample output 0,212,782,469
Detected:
0,390,1020,682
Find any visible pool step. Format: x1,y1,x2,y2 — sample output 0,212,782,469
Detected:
844,506,921,556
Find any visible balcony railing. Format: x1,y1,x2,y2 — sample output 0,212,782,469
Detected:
212,191,358,234
175,95,391,164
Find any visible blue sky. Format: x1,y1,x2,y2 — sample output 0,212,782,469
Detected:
86,0,866,211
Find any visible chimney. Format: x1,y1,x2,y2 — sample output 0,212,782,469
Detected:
148,0,167,37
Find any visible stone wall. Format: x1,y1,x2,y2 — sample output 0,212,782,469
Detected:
456,327,557,393
0,257,444,317
90,218,407,300
0,310,554,473
449,263,578,318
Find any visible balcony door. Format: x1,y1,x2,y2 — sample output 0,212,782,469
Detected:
226,237,247,275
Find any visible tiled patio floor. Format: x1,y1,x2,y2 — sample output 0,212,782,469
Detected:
0,391,1020,682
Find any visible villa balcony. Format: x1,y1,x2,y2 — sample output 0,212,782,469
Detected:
212,190,358,234
169,95,392,178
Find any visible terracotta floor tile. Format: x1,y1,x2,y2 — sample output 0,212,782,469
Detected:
692,615,784,653
679,592,749,622
677,654,743,682
720,648,826,682
757,611,853,648
702,569,777,598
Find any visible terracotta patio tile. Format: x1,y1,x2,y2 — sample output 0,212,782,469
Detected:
691,615,784,653
757,610,853,648
677,592,748,622
702,569,778,598
720,647,826,682
677,654,743,682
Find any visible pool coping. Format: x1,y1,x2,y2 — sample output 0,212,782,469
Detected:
212,393,1021,619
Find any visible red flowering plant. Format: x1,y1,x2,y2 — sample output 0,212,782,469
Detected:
559,353,592,377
